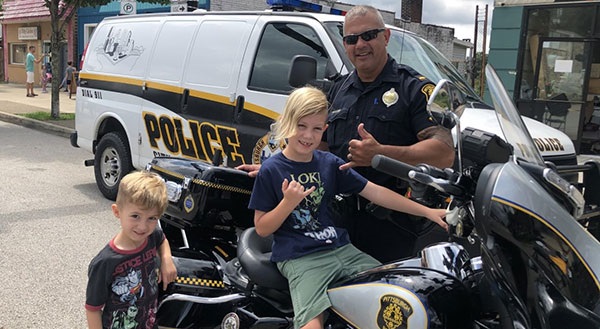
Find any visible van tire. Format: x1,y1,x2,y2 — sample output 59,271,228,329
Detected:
94,132,133,200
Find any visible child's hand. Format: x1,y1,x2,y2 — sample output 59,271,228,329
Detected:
426,208,448,232
281,178,315,207
158,256,178,290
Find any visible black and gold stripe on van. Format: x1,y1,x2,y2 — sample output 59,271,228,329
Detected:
78,72,279,121
79,72,280,166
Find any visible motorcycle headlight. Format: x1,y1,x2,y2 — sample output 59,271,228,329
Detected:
166,180,183,203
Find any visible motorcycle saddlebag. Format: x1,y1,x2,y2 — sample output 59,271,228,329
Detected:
148,157,254,228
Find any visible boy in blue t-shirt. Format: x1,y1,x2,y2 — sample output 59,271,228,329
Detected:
248,86,448,329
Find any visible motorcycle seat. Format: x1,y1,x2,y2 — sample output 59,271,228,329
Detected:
237,228,289,291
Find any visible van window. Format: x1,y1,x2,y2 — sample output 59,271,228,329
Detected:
186,20,250,88
85,21,160,78
249,22,329,93
148,20,197,82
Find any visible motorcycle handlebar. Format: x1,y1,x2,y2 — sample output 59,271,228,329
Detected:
371,154,421,181
371,155,464,197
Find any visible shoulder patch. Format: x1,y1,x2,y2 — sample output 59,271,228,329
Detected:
421,83,435,102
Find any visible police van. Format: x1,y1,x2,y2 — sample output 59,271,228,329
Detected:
71,8,576,200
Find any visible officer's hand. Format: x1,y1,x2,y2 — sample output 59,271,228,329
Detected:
339,123,381,170
236,164,261,177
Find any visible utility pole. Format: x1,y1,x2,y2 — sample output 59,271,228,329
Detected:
473,4,489,96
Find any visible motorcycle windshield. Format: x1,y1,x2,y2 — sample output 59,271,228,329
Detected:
485,65,545,166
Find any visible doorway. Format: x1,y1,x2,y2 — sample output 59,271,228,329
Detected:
531,38,590,150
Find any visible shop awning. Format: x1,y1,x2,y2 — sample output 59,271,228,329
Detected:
1,0,50,22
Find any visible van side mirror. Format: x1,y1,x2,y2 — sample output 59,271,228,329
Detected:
288,55,333,93
289,55,317,88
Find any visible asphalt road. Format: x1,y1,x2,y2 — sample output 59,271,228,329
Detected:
0,121,116,328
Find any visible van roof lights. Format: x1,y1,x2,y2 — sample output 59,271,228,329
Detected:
266,0,347,16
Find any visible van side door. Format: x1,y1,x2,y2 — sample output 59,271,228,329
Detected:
139,16,257,167
139,17,199,166
179,16,257,166
233,16,343,166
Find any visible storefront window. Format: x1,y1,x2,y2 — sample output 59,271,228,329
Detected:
520,5,594,101
10,43,28,65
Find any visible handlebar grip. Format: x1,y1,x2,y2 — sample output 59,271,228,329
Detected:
371,154,420,180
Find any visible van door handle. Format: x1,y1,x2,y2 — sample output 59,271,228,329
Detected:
181,89,190,113
80,80,88,86
234,95,245,123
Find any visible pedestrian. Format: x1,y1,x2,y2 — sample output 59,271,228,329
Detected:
60,61,76,92
249,86,447,329
25,46,45,97
85,171,177,329
40,63,51,93
322,4,455,262
238,5,455,263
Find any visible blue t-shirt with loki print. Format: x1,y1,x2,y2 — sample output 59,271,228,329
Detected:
248,150,368,262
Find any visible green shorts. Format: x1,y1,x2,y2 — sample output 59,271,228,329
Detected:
277,244,380,328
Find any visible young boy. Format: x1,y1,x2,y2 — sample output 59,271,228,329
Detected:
248,86,447,329
61,61,75,92
85,171,177,329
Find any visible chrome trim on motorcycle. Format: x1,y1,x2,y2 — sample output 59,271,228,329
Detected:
543,168,584,218
420,242,471,280
158,293,246,309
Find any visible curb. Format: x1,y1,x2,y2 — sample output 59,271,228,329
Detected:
0,111,75,139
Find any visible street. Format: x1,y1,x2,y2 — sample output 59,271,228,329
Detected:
0,121,115,328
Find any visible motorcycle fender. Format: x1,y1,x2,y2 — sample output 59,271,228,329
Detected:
327,267,471,328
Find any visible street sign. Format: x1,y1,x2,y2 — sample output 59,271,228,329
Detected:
171,3,188,12
120,0,137,15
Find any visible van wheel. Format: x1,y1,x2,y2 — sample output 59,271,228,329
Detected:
94,132,133,200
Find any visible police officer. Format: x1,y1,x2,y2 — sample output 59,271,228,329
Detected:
323,5,455,263
237,5,454,263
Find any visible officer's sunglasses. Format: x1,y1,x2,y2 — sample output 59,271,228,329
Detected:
343,28,385,45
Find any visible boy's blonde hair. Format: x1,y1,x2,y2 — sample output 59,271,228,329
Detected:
115,171,168,214
273,86,328,141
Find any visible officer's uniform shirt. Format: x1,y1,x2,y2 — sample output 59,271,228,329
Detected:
325,56,436,191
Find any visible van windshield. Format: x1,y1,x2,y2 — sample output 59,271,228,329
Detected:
323,22,481,102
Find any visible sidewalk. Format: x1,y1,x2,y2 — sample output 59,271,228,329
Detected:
0,82,76,138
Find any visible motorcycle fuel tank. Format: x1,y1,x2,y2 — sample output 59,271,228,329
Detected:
327,265,472,329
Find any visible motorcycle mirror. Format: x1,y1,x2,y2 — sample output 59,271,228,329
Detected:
427,79,466,173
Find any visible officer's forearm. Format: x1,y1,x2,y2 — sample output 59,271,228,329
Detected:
378,139,454,168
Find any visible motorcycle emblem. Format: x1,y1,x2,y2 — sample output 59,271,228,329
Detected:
376,294,413,329
382,88,399,107
184,194,194,213
221,312,240,329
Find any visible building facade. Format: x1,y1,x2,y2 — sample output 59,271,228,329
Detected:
488,0,600,153
0,0,76,84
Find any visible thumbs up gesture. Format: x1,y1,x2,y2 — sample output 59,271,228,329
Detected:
339,123,381,170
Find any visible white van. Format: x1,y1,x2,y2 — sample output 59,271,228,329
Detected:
71,11,577,199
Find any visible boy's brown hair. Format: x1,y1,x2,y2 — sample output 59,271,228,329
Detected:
115,171,168,213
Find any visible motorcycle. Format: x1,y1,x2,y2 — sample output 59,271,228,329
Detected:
149,64,600,328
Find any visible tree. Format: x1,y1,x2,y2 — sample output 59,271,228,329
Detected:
44,0,169,118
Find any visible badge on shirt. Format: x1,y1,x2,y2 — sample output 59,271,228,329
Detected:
382,88,399,107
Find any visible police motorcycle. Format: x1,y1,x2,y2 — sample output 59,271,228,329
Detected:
150,64,600,328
